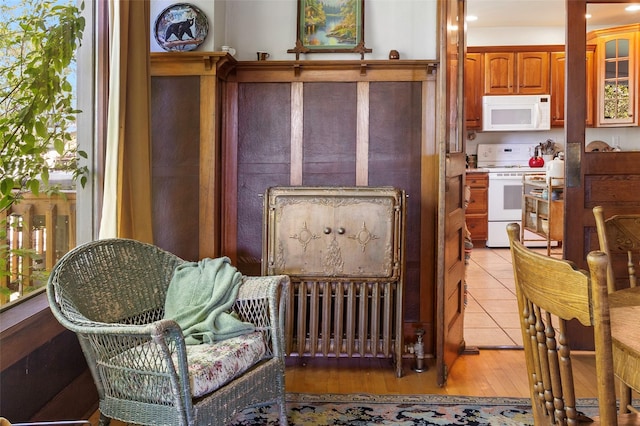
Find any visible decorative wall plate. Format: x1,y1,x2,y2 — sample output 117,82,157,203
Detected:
154,3,208,52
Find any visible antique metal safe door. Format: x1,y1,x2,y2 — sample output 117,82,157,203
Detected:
263,186,406,377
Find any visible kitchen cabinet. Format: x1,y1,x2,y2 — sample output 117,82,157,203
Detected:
588,24,639,127
550,46,595,127
465,171,488,243
465,53,483,130
522,174,563,256
484,51,549,95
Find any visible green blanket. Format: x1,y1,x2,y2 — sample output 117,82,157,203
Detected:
163,257,255,345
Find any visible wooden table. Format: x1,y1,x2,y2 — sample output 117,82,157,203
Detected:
608,286,640,409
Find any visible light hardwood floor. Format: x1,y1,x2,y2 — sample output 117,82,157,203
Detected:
91,349,601,425
284,349,599,398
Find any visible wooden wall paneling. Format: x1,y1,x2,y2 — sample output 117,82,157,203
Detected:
228,60,438,353
236,83,292,275
420,76,438,352
150,52,231,260
199,74,219,258
582,152,640,269
150,76,201,261
291,82,304,185
302,82,357,186
368,81,423,331
221,82,239,265
0,303,91,421
356,82,369,186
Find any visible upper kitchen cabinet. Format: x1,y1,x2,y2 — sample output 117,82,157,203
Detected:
484,52,514,94
550,46,595,127
588,24,639,127
482,50,549,95
465,53,483,130
517,52,550,94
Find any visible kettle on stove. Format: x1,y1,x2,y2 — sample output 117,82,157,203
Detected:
529,145,545,168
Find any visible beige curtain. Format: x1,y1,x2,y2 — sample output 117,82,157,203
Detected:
99,0,154,243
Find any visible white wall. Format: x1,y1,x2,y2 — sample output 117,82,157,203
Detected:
468,27,565,47
151,0,438,61
468,122,639,154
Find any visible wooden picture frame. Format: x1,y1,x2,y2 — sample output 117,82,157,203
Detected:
288,0,371,60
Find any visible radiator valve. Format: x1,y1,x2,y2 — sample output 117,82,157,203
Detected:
413,328,427,373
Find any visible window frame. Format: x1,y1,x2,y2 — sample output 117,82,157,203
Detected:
1,0,104,333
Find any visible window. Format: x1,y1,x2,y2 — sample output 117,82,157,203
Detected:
0,0,98,310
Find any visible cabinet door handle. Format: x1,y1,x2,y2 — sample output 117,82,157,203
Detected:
337,227,345,235
324,227,332,234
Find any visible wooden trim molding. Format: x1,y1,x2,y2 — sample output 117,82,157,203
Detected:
150,52,236,78
356,81,369,186
232,60,438,83
290,82,304,186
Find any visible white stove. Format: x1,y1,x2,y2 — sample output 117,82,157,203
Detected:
475,144,551,248
477,143,542,171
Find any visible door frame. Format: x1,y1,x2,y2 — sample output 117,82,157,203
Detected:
436,0,467,386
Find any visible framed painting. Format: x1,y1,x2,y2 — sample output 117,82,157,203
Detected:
288,0,371,59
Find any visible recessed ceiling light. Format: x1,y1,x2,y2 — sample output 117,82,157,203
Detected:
626,4,640,11
585,13,592,19
466,15,478,22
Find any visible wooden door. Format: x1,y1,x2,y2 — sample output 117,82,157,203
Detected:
564,0,640,350
516,52,550,94
484,52,515,94
464,53,483,129
437,0,466,387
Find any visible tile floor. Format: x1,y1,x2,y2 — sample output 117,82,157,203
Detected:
463,245,562,348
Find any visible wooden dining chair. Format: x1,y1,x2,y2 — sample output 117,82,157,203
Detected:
593,206,640,415
507,223,640,425
593,206,639,293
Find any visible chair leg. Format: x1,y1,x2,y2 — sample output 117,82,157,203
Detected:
98,413,111,426
278,386,287,425
619,381,633,414
278,400,288,426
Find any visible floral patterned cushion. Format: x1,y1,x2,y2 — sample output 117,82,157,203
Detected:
185,331,266,398
107,331,266,402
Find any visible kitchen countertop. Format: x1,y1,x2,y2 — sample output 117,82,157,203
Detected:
466,168,489,173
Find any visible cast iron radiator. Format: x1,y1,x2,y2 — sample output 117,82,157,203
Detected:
262,187,406,377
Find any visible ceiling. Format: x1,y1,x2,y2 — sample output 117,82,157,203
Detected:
466,1,640,28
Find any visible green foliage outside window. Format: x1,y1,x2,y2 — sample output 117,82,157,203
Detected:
0,0,86,212
0,0,86,305
603,83,631,120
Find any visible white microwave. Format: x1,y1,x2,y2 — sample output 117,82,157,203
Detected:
482,94,551,131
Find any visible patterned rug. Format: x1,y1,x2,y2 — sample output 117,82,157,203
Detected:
230,393,600,425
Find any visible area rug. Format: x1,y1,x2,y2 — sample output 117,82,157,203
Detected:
230,393,600,425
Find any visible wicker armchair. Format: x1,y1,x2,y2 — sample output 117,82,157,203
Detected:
46,239,289,426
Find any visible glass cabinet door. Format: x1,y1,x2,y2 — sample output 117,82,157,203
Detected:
603,37,631,121
590,26,638,126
